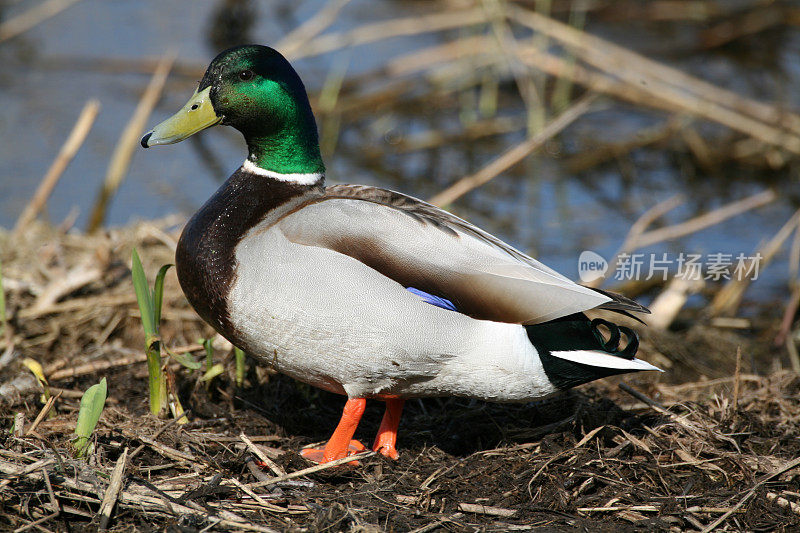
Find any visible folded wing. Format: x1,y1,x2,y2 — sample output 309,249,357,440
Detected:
275,184,644,325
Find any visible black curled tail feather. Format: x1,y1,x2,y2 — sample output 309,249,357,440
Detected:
526,313,644,390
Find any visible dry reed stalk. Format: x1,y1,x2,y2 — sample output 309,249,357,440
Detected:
87,52,176,233
517,45,684,113
239,432,285,476
584,194,684,289
700,456,800,532
509,5,800,138
645,276,705,330
37,54,204,78
566,117,686,174
407,513,464,533
25,391,61,436
699,6,786,49
248,450,376,488
519,44,800,155
13,100,100,235
387,35,495,77
766,492,800,516
277,0,352,58
98,447,127,530
457,503,516,517
26,260,103,316
395,116,524,153
733,347,742,414
633,189,776,249
428,94,595,207
288,8,489,60
776,286,800,358
590,189,776,288
710,208,800,317
0,0,84,43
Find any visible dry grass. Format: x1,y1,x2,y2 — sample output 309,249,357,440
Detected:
0,219,798,531
4,1,800,530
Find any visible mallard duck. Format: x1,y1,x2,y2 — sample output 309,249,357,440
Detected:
141,45,661,464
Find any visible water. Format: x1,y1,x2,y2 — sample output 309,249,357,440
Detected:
2,0,798,312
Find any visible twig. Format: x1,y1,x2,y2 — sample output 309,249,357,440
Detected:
248,450,375,488
700,6,785,50
701,456,800,532
767,492,800,516
645,276,704,330
277,0,352,57
509,5,800,141
41,467,59,514
591,190,775,288
632,189,776,250
577,505,659,512
26,391,62,435
239,432,285,476
48,354,144,381
619,383,702,435
13,100,100,234
12,512,59,533
710,207,800,316
87,52,176,232
732,346,742,414
775,285,800,347
228,478,300,514
408,512,464,533
98,447,128,530
128,411,192,461
26,261,103,316
458,503,516,517
429,94,595,206
288,8,489,60
0,0,84,43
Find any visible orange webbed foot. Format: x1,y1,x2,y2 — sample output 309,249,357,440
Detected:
372,398,404,461
300,398,367,465
301,439,367,464
373,440,399,460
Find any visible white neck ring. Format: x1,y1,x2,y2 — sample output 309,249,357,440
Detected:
242,159,323,185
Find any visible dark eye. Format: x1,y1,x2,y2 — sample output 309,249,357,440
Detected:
238,70,254,81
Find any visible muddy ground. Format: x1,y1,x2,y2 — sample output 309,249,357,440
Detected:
1,222,799,532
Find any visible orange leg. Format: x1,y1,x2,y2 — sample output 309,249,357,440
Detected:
373,398,405,460
301,398,367,464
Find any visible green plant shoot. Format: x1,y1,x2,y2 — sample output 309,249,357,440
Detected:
198,337,224,383
132,249,172,417
201,337,214,372
73,377,107,458
234,347,247,387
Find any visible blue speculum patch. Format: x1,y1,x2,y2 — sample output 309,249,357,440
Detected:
406,287,457,312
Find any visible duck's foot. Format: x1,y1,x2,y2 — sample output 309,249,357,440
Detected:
300,398,367,465
301,440,367,464
373,440,399,460
372,398,404,460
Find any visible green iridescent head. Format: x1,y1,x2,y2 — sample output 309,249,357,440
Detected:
141,45,324,175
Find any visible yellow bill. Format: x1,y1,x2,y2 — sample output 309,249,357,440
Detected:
141,87,221,148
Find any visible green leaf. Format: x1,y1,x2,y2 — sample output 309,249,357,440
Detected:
145,336,166,417
200,363,224,382
200,338,214,372
131,249,155,338
152,264,173,333
164,345,202,370
73,377,107,458
234,347,247,387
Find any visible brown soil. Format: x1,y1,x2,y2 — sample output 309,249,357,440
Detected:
1,221,799,532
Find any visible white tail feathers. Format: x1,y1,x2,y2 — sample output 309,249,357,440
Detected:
550,350,663,372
